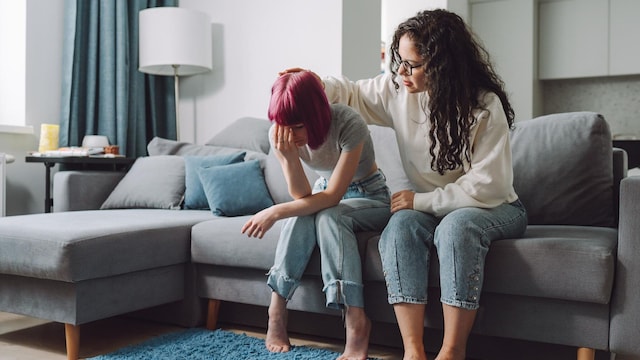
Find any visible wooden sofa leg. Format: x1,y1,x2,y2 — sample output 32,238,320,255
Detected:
206,299,221,330
64,323,80,360
577,347,595,360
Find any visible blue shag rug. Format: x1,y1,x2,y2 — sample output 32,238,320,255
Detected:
89,328,347,359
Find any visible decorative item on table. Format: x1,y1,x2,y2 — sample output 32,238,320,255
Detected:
36,147,104,157
38,124,59,153
104,145,120,156
31,134,111,157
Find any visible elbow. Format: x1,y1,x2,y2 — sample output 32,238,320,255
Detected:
321,192,343,208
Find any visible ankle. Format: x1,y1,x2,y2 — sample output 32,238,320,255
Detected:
435,345,465,360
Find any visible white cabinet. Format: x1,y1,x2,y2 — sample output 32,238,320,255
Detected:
539,0,640,79
609,0,640,76
538,0,608,80
470,0,540,120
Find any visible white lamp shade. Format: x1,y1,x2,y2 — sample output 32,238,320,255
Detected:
139,7,212,76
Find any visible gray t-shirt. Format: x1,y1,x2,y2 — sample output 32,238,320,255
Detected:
270,103,375,181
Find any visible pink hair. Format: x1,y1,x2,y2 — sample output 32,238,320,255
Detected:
267,71,331,149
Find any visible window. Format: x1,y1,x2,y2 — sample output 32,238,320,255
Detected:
0,1,26,131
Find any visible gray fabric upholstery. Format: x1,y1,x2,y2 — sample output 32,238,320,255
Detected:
1,112,639,359
0,265,184,325
510,112,614,226
100,156,186,210
53,171,125,212
611,176,640,357
362,225,616,304
263,150,319,204
368,125,413,194
146,137,267,164
205,116,272,154
0,210,213,281
190,112,634,357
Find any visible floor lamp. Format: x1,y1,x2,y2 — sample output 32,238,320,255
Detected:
138,7,212,140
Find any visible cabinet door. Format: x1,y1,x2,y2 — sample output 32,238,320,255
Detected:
538,0,608,79
609,0,640,76
470,0,537,120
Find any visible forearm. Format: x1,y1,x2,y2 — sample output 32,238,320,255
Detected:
271,191,342,220
279,157,312,199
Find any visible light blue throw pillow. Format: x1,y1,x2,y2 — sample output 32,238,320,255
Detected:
184,152,246,209
198,160,274,216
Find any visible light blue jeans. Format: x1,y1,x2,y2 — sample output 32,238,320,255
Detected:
267,169,391,310
379,199,527,310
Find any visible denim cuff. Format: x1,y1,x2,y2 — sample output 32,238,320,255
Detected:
323,280,365,309
266,268,299,301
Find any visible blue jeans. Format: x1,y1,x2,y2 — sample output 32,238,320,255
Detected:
379,200,527,310
267,169,391,309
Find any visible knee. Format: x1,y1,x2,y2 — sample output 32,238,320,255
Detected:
379,210,431,250
315,206,346,227
434,212,486,249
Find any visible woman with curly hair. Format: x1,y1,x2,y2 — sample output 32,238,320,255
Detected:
282,9,528,360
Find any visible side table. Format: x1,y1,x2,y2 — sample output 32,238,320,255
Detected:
26,155,136,213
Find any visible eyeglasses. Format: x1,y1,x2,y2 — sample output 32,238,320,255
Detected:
394,60,424,76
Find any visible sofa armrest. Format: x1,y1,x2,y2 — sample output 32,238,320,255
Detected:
610,176,640,357
52,171,125,212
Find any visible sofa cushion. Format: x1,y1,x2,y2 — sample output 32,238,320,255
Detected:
184,152,246,210
482,225,617,304
205,116,272,154
101,155,185,210
363,225,617,304
147,137,267,165
263,150,320,204
191,216,283,271
0,210,214,282
199,160,274,216
510,112,614,226
368,125,413,194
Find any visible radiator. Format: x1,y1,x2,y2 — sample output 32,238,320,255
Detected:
0,153,13,217
0,153,6,216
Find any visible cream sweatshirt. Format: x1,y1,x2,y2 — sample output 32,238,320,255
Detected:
323,72,519,217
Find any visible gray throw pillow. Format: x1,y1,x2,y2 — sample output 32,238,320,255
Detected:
510,111,614,226
100,155,185,210
205,117,272,154
146,137,267,165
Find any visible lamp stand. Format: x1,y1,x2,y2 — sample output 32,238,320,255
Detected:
173,64,180,140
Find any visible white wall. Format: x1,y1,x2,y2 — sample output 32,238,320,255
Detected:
0,0,65,215
179,0,381,144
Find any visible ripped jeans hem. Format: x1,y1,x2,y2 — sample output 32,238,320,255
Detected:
266,269,299,301
323,280,365,309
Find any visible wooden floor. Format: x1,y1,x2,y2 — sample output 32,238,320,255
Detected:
0,311,405,359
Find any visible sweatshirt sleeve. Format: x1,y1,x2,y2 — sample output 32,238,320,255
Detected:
413,94,516,216
323,73,395,128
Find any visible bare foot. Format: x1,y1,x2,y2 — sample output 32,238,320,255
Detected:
402,349,428,360
265,293,291,352
337,307,371,360
434,346,465,360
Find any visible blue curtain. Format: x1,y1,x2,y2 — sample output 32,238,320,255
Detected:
60,0,177,158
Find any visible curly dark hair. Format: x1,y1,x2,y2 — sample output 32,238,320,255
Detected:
389,9,515,174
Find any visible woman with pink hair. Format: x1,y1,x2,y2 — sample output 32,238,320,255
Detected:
242,71,391,360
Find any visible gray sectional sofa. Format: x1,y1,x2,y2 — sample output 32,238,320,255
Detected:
0,112,639,360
